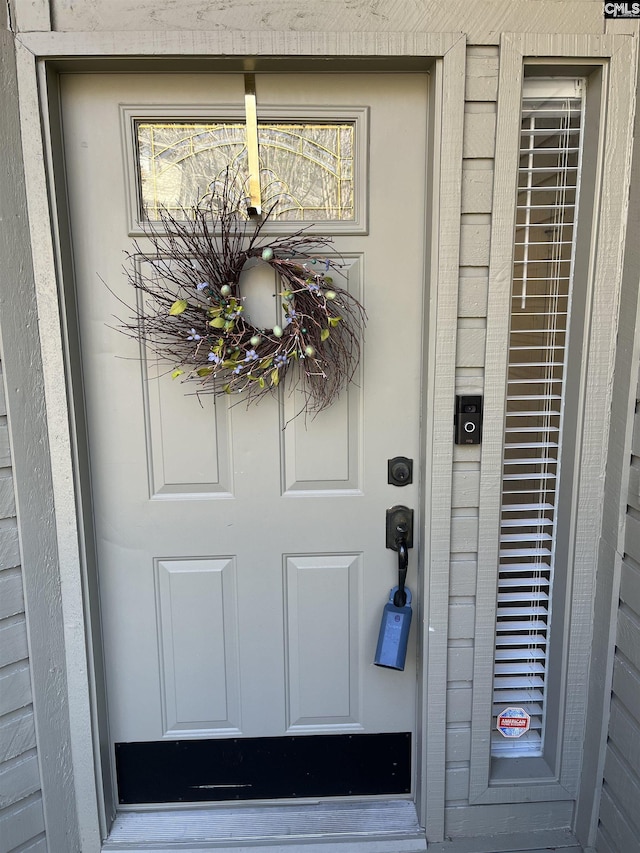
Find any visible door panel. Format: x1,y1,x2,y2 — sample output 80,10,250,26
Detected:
156,557,240,734
61,72,428,800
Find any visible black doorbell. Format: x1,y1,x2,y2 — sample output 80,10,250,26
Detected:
454,395,483,444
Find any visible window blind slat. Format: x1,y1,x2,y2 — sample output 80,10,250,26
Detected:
496,623,548,634
501,503,555,511
497,652,547,665
496,635,548,646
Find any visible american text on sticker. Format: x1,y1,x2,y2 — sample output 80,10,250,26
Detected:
497,707,531,738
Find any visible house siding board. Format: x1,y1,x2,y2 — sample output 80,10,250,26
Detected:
0,382,44,853
451,470,481,508
465,49,499,102
0,794,45,853
616,606,640,671
459,223,491,268
449,560,477,597
443,800,574,837
607,698,640,787
447,646,474,683
0,571,24,622
461,168,494,216
0,620,29,670
446,727,472,763
0,753,41,810
462,110,497,160
628,462,640,511
0,426,11,469
602,748,640,838
0,477,16,521
458,275,489,317
598,380,640,850
447,688,473,725
620,557,640,613
0,462,44,846
445,766,470,803
450,516,479,554
624,512,640,559
0,713,37,766
448,603,475,641
598,788,640,853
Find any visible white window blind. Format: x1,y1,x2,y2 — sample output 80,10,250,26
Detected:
492,80,585,758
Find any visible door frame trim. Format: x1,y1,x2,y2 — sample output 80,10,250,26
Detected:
14,30,465,850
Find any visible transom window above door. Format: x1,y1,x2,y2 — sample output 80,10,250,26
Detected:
122,106,369,234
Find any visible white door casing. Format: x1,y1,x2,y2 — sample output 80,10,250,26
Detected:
61,72,428,801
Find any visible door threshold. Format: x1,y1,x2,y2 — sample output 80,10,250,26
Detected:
102,798,427,852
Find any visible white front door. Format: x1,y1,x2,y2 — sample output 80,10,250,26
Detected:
61,71,428,805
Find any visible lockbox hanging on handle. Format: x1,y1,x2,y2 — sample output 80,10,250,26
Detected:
374,586,413,670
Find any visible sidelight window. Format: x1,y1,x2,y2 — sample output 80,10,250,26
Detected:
492,79,585,758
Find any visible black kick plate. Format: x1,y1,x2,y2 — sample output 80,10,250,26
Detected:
115,732,411,804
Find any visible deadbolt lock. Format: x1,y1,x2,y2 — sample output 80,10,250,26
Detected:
388,456,413,487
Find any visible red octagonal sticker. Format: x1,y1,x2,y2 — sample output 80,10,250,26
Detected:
497,707,531,738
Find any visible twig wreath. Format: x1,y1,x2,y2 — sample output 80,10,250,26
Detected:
120,174,366,417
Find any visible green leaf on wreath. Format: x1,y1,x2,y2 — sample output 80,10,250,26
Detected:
259,357,273,370
329,316,342,327
169,299,188,316
259,377,266,389
196,366,213,377
321,328,330,341
210,317,226,328
324,276,333,284
208,306,222,317
224,320,235,331
271,368,280,386
171,368,185,379
222,384,231,394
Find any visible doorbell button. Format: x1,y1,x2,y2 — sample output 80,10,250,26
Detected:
455,395,483,445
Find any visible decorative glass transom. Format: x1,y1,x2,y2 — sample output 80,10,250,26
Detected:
136,122,355,222
492,80,585,758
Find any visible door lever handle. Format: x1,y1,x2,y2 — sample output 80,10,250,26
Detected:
386,505,413,606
